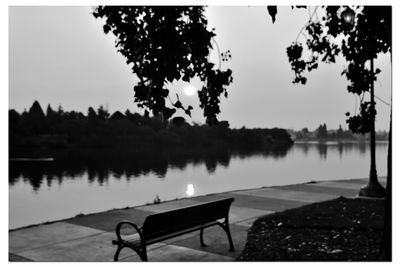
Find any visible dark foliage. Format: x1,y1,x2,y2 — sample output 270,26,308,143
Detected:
268,7,391,259
283,6,391,134
92,6,233,124
316,123,328,139
9,101,293,154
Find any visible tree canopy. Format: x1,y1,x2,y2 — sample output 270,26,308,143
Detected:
278,6,391,133
92,6,232,125
268,5,391,260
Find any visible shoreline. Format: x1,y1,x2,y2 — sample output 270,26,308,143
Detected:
9,176,387,232
9,176,386,262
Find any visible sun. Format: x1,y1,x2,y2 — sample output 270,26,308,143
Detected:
183,84,197,96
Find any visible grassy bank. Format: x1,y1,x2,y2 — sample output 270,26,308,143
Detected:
238,197,385,261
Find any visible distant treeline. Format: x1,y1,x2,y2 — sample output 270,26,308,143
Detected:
289,123,389,141
9,101,293,157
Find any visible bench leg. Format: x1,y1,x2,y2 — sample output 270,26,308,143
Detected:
139,247,148,262
218,222,235,252
225,224,235,252
200,228,207,247
113,243,148,262
114,245,123,261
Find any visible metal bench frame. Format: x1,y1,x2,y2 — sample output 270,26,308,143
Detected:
112,198,235,261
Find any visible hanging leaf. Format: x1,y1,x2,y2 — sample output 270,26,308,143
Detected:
267,6,278,23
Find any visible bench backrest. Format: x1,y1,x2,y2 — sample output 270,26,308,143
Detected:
142,198,234,240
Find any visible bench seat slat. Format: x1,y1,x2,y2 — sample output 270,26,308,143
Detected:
114,221,218,246
145,220,218,244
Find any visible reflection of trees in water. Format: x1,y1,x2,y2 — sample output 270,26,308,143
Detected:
357,142,367,155
234,146,289,160
338,142,343,158
9,146,290,191
205,158,217,173
205,149,230,173
317,143,328,160
301,144,309,155
294,141,382,159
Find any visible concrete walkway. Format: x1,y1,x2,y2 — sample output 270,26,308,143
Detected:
9,177,386,262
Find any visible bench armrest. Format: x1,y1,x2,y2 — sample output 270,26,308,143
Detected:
115,220,144,243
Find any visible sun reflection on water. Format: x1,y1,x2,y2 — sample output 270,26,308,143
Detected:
186,184,194,196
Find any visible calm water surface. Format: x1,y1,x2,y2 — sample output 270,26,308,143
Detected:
9,141,388,229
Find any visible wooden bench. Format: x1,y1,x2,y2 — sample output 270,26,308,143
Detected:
112,198,235,261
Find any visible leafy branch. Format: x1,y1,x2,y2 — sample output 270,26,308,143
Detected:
92,6,233,124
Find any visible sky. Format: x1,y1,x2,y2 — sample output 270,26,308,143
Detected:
8,5,392,131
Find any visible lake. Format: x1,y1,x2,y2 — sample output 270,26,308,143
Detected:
9,141,389,229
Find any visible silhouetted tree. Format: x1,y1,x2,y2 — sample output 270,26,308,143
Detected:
268,6,391,260
92,6,232,124
29,101,45,119
9,109,21,143
316,123,328,139
9,109,20,128
337,124,344,138
27,101,46,134
56,105,64,117
110,111,125,121
97,105,110,121
125,109,142,126
87,107,97,120
46,104,55,116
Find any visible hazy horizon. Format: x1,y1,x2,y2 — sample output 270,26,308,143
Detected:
9,6,392,131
